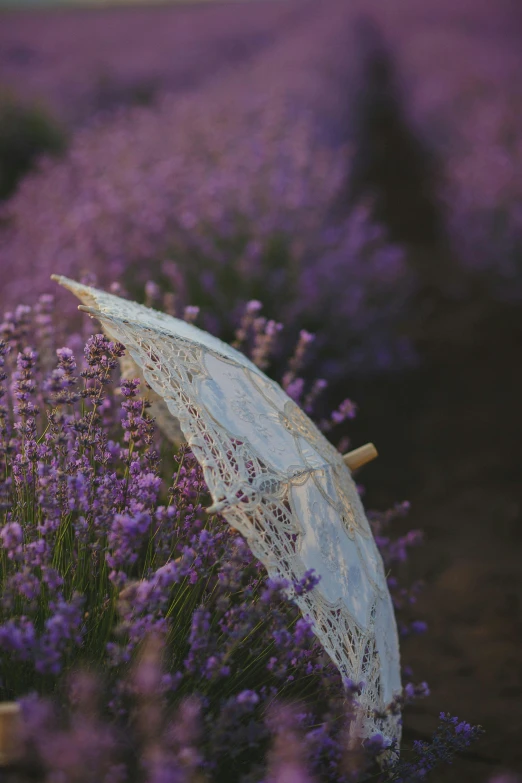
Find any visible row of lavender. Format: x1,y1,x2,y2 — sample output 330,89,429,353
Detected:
0,2,417,379
361,0,522,298
0,297,481,781
2,0,522,328
0,0,309,126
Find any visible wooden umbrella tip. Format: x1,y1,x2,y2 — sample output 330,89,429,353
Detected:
342,443,378,471
78,305,99,317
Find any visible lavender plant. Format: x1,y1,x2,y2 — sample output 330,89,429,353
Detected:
358,0,522,300
0,3,416,378
440,92,522,299
0,297,482,781
0,1,306,127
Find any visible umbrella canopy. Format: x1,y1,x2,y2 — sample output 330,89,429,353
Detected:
53,274,402,745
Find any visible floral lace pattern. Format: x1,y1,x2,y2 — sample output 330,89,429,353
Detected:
54,275,402,745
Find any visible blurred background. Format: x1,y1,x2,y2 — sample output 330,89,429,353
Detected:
0,0,521,780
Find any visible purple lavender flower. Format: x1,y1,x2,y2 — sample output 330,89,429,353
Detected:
0,521,23,557
391,712,485,782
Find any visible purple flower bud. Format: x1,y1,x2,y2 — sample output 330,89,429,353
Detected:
1,522,23,555
236,690,259,706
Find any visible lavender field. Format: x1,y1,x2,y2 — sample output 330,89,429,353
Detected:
0,0,521,781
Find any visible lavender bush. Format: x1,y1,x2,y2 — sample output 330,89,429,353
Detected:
440,92,522,299
0,297,482,781
357,0,522,299
0,117,411,376
0,1,306,126
0,3,416,379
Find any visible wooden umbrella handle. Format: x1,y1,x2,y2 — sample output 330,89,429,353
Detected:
342,443,378,471
0,703,22,766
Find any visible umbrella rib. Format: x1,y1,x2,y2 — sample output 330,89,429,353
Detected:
204,459,339,515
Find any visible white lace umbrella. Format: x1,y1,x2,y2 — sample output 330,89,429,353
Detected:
53,275,402,744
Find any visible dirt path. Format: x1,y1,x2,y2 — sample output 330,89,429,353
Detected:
337,4,522,774
346,296,522,780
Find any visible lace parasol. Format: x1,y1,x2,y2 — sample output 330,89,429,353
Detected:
52,275,402,746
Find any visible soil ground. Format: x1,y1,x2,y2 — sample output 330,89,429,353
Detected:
343,3,522,777
348,293,522,781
